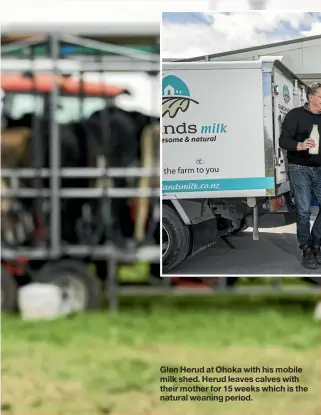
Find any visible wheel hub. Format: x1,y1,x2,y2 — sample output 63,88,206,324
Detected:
54,274,88,312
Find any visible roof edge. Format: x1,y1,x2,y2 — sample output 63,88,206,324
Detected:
172,34,321,62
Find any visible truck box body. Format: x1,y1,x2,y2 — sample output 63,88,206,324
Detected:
162,59,307,199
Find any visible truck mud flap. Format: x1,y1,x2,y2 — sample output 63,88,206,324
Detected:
246,212,296,229
190,217,218,257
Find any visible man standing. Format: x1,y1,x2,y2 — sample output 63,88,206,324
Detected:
279,82,321,269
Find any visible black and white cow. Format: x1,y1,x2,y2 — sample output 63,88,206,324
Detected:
1,105,159,250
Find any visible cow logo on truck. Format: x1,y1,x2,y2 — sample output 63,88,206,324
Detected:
162,75,199,119
283,85,291,104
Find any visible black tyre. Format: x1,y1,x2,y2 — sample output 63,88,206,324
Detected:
162,204,191,273
34,260,102,311
150,221,161,281
1,265,18,312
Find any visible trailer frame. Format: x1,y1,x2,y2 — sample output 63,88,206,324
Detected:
1,32,160,311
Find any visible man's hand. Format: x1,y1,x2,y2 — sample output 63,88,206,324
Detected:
297,139,316,151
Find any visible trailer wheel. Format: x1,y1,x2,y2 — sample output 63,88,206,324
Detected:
150,221,161,281
34,260,102,311
162,205,191,273
1,265,18,312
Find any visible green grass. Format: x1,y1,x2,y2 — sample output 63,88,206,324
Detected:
2,295,321,415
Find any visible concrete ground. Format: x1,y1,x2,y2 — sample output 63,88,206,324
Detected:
168,208,321,276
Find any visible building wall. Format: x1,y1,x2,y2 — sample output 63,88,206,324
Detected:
209,37,321,83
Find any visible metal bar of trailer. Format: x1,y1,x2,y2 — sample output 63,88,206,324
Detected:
0,188,160,197
107,258,118,311
1,34,159,63
1,24,159,37
0,62,160,72
30,45,47,247
60,33,157,62
1,245,160,261
1,35,47,54
75,61,160,72
73,54,160,63
117,286,321,295
1,167,160,178
143,34,160,245
1,54,160,63
1,58,80,73
95,52,115,312
49,34,61,257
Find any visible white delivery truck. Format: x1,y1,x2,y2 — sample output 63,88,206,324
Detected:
162,58,309,273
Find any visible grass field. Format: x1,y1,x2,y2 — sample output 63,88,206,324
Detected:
2,294,321,415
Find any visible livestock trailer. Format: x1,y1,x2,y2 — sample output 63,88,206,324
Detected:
1,30,160,312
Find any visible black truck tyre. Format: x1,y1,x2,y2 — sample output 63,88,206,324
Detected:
34,260,102,310
1,265,18,312
162,204,191,273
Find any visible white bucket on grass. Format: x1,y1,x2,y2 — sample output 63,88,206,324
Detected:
18,283,72,321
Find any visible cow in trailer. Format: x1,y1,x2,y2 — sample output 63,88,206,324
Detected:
1,104,159,242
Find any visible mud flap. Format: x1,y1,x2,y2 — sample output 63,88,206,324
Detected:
190,216,218,256
169,199,218,258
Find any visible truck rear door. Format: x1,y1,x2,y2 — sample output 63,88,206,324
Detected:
272,69,296,184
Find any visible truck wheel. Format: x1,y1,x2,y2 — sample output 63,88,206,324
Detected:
1,265,18,312
34,260,102,311
162,205,191,273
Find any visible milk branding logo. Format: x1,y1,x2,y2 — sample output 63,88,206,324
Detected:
283,85,291,104
162,75,199,119
162,74,228,142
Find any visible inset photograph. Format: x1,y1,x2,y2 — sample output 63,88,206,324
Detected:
161,11,321,276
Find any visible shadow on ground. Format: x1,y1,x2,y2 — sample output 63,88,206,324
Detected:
170,227,318,275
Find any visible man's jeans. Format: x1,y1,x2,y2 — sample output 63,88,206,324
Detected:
289,164,321,250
